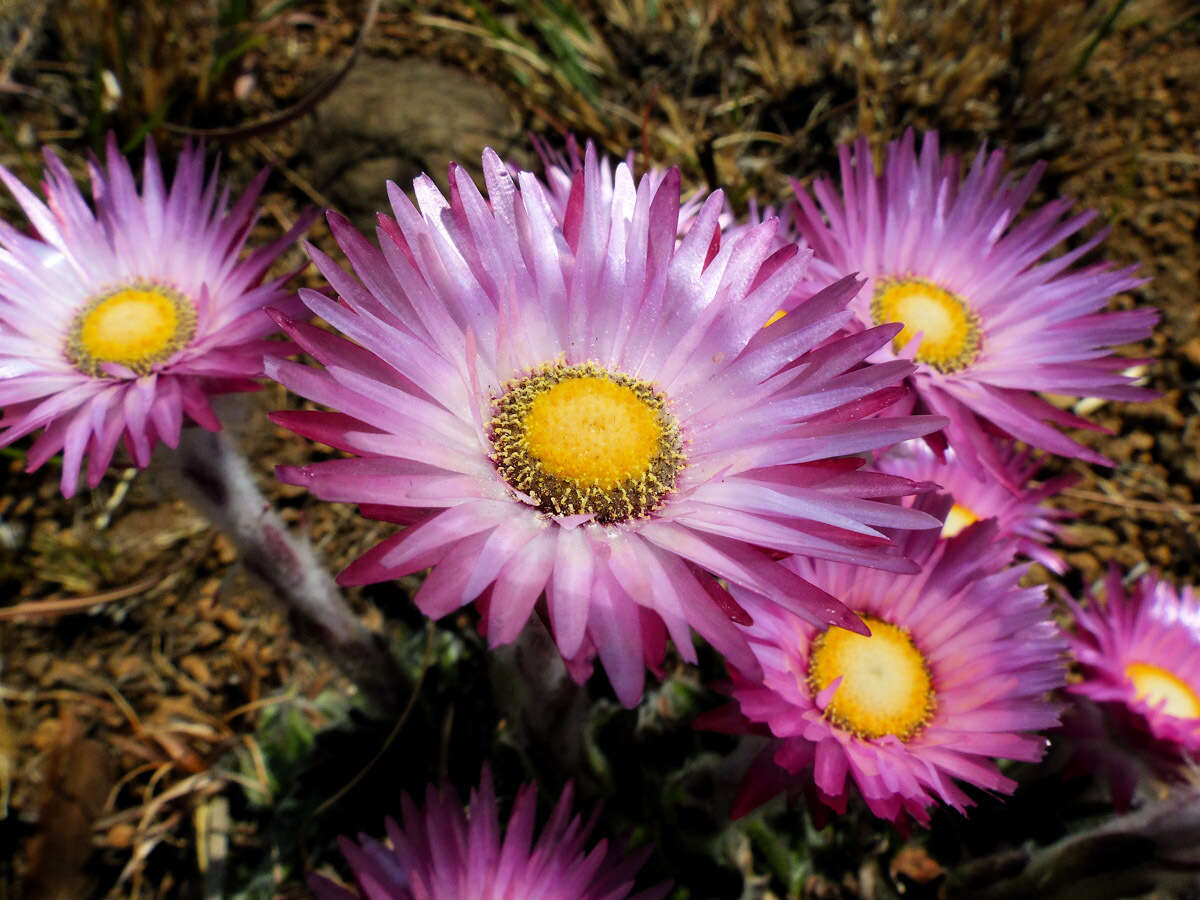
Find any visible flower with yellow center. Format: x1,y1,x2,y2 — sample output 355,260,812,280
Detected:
1125,663,1200,720
876,439,1073,575
808,615,935,740
67,284,196,376
271,143,947,708
1067,569,1200,800
711,517,1066,824
0,135,314,497
871,278,980,373
792,129,1156,483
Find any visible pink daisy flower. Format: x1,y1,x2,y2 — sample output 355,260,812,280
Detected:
0,136,313,496
792,129,1158,484
1066,568,1200,774
307,768,669,900
876,438,1074,573
701,517,1066,824
268,146,946,706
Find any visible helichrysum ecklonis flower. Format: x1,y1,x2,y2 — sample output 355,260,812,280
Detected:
877,438,1074,573
0,136,313,496
1063,568,1200,805
307,768,669,900
268,145,946,706
702,517,1066,824
792,129,1158,484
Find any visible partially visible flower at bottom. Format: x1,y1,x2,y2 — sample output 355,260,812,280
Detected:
308,768,669,900
699,513,1066,825
1063,567,1200,807
876,438,1075,573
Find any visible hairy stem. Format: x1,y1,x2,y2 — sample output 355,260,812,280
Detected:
173,426,406,713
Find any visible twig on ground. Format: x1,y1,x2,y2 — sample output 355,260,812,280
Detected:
164,0,380,140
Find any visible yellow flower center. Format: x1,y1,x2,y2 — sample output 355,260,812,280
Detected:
1125,662,1200,719
871,278,980,373
808,614,936,741
941,502,980,538
67,283,196,376
490,362,684,523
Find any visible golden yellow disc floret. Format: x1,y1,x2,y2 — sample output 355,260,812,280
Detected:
1126,662,1200,719
808,614,936,741
68,284,195,376
490,362,684,523
523,376,662,490
871,278,980,373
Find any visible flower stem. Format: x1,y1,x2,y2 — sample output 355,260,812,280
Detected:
173,426,407,713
